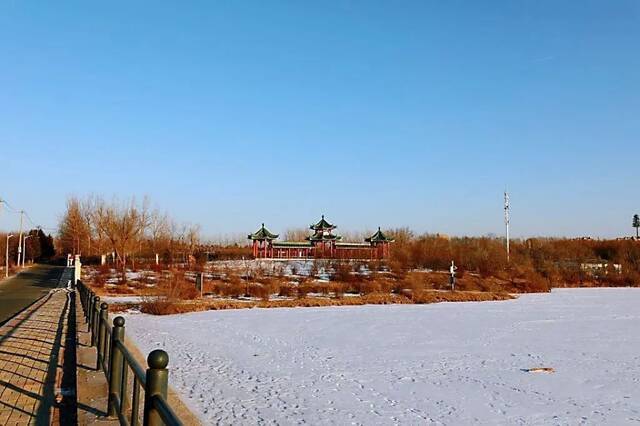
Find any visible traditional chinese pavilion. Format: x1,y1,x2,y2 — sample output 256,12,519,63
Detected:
248,215,394,260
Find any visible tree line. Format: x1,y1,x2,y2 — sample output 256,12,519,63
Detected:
57,196,201,279
387,228,640,286
0,229,55,268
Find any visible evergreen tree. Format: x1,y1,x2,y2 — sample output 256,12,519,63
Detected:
633,214,640,238
37,229,55,259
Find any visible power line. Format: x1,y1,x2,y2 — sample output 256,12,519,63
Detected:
0,197,54,233
0,198,18,213
23,211,37,228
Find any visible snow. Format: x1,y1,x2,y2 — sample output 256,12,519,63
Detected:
122,288,640,425
207,259,373,280
101,296,146,304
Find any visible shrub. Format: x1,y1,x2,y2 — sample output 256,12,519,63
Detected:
331,282,345,299
156,271,200,300
333,262,357,283
92,274,106,288
247,283,270,301
140,297,176,315
297,284,310,299
278,283,296,297
356,281,381,295
217,281,245,298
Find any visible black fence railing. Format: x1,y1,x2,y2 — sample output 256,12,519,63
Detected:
77,280,183,426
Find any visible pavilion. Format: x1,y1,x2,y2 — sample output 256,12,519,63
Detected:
248,215,394,260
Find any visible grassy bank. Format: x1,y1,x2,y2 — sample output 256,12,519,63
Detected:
105,290,514,315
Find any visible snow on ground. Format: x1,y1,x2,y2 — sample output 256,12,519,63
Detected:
101,296,146,304
122,289,640,425
206,259,373,279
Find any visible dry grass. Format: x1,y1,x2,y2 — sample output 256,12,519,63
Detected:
85,264,517,316
136,290,512,315
410,290,513,304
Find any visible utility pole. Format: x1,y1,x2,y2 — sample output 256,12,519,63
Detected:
16,210,24,268
504,191,510,262
5,235,13,278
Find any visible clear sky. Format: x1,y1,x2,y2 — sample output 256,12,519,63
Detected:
1,1,638,239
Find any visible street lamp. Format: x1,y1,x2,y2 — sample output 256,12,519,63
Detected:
5,234,13,278
22,235,33,268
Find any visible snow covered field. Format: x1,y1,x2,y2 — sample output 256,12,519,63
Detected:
122,289,640,425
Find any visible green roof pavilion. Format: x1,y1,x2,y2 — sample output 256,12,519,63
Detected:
248,223,279,241
310,215,336,231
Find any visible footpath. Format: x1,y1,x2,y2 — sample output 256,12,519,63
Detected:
0,267,76,425
0,265,199,425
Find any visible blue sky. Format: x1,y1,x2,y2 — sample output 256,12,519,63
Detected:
0,1,638,239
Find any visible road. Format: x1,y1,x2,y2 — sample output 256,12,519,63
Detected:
0,264,65,325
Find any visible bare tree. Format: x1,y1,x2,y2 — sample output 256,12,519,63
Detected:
283,227,308,241
58,196,91,255
185,223,201,264
148,210,170,264
93,197,151,282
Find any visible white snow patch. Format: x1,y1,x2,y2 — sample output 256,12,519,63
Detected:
122,288,640,424
101,296,146,304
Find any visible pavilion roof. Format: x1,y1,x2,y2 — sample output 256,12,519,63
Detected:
310,215,337,231
248,223,279,240
365,227,395,243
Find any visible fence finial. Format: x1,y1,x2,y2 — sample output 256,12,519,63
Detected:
147,349,169,369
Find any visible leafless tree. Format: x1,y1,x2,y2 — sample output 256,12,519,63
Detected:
93,197,151,282
148,210,170,263
58,196,91,255
283,227,308,241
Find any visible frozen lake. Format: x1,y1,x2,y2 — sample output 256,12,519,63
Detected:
123,288,640,425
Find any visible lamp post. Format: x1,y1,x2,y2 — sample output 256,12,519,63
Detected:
22,235,33,267
16,210,24,267
5,234,13,278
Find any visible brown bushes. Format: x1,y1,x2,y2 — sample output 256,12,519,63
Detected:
137,289,511,315
355,281,381,295
388,233,640,287
215,281,245,298
140,298,212,315
411,290,513,304
92,273,106,288
333,262,359,282
278,283,296,297
247,283,270,301
207,245,252,260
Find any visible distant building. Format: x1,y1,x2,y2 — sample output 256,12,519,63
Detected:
248,215,394,260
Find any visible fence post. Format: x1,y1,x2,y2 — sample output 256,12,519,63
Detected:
143,349,169,426
87,292,93,331
83,284,89,317
91,296,100,346
97,302,108,369
108,316,125,417
79,282,84,312
86,287,90,318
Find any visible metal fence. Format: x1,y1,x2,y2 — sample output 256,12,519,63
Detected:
77,280,183,426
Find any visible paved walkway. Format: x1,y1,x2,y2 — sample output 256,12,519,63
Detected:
0,268,75,425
